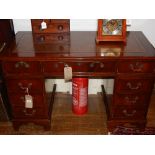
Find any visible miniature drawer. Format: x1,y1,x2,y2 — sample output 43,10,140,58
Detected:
33,33,70,43
6,79,44,94
12,107,48,119
113,94,148,106
9,94,45,108
32,22,70,34
31,19,70,25
111,107,146,119
2,61,42,75
117,61,154,73
42,61,116,74
115,78,153,94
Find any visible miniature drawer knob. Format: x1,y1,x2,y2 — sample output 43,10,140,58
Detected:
58,35,64,41
57,25,63,30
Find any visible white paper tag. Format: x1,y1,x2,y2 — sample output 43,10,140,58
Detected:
41,21,47,29
25,95,33,108
64,66,72,81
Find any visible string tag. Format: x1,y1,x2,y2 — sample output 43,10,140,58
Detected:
64,66,72,81
41,21,47,30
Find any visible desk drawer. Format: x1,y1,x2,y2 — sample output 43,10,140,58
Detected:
113,94,148,107
33,33,70,43
3,61,42,75
43,61,116,74
6,79,44,94
111,107,146,119
117,61,154,73
32,22,70,34
12,107,48,119
9,94,45,108
115,78,153,94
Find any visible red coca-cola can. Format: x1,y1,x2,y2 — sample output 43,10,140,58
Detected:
72,78,88,115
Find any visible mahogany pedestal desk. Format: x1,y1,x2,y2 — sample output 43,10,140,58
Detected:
0,31,155,132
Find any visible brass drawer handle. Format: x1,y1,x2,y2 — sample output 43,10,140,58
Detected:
90,62,104,68
23,109,36,116
126,82,142,90
0,42,6,53
18,83,32,93
15,61,30,68
124,96,139,105
129,62,144,72
123,110,136,117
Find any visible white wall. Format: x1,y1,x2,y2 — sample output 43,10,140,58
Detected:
12,19,155,94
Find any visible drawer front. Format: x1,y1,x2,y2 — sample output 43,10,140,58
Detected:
43,61,116,74
115,78,153,93
33,33,70,43
111,107,146,119
31,19,70,25
9,94,45,108
32,22,70,34
6,79,44,94
12,107,48,119
117,61,154,73
113,94,148,106
3,61,42,75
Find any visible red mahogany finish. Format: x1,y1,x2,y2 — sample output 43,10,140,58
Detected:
0,31,155,131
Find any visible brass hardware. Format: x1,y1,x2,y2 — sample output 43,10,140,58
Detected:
15,61,30,68
23,109,36,116
18,83,32,93
0,42,6,53
129,62,144,72
90,62,104,68
39,35,45,42
57,25,63,30
126,82,142,90
124,96,139,105
58,35,64,41
123,110,136,117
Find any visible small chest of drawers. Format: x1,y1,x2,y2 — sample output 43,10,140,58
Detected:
31,19,70,44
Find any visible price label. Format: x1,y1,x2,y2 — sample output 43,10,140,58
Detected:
25,95,33,108
64,66,72,81
41,21,47,29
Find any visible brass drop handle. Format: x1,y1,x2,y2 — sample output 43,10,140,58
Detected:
129,63,144,72
126,82,142,90
90,62,104,68
0,42,6,53
18,83,32,93
15,61,30,68
57,25,63,30
23,109,36,116
123,110,136,117
124,96,139,105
